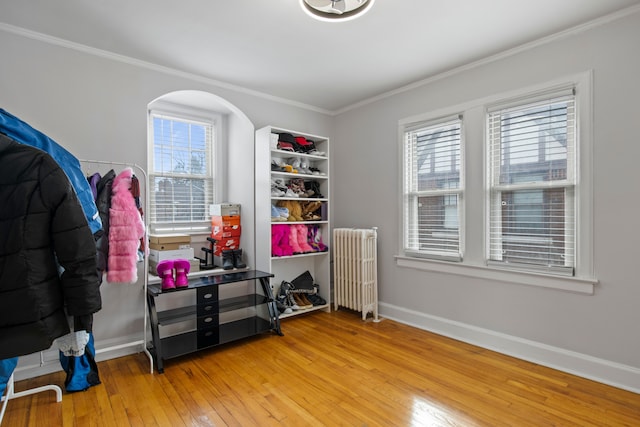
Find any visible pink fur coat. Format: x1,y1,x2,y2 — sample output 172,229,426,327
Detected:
107,168,145,284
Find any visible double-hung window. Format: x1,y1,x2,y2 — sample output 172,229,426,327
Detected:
402,115,463,261
487,88,576,275
148,112,215,234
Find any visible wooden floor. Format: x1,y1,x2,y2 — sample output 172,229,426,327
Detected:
3,310,639,426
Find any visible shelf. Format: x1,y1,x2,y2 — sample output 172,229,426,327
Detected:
271,148,327,160
148,270,271,296
271,221,328,226
156,294,270,326
271,197,328,202
219,294,269,312
157,306,196,326
256,126,331,322
279,304,330,319
157,317,273,360
271,251,329,260
271,171,328,179
146,269,282,372
148,267,250,285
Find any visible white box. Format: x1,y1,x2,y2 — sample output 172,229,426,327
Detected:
270,133,279,150
148,247,195,263
209,203,241,217
149,258,201,274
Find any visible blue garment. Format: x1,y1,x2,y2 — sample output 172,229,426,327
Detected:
0,358,18,397
0,108,102,234
59,333,100,392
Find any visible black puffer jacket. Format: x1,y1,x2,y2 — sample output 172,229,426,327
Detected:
94,169,115,283
0,133,102,359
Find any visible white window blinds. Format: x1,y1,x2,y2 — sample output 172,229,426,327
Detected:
403,116,463,260
487,88,576,275
149,113,215,234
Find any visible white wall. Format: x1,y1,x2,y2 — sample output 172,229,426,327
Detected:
332,10,640,392
3,9,640,393
0,28,333,378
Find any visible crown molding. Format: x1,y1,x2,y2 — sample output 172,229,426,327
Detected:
2,2,639,117
0,22,334,116
334,3,640,115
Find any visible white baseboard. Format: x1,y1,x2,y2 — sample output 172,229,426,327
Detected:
13,334,146,382
379,302,640,394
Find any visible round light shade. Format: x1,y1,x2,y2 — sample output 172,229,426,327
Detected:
300,0,375,22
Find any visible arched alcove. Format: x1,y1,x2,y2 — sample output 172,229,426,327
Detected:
147,90,256,267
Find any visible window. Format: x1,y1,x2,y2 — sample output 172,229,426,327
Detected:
487,88,576,275
402,116,463,260
148,112,215,234
398,74,594,292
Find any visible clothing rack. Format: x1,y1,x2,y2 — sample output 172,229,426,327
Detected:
1,373,62,424
80,159,154,373
1,159,153,423
1,351,62,425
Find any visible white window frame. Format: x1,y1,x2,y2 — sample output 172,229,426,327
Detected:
147,105,221,235
396,72,596,294
400,114,464,262
486,87,576,276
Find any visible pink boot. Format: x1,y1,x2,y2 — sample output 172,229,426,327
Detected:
289,223,303,254
173,259,191,288
271,225,284,257
296,224,314,253
279,225,294,256
156,260,175,291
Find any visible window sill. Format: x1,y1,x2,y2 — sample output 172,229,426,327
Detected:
395,256,597,295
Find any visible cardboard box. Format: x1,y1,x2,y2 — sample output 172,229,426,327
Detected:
149,242,192,251
148,247,195,264
213,237,240,256
211,224,242,240
209,203,241,217
149,234,191,245
189,258,201,272
211,215,241,228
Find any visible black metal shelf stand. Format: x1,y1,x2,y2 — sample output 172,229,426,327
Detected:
146,270,281,373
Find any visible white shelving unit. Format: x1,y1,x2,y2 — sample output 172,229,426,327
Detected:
255,126,331,318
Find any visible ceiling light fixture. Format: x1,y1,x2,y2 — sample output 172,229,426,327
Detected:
300,0,375,22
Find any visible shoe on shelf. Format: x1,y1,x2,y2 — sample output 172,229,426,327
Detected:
298,159,312,175
299,293,315,308
221,249,235,270
173,259,191,288
305,139,325,156
233,249,247,269
156,260,175,291
292,293,312,309
279,281,299,311
291,270,315,291
307,293,327,306
308,167,325,176
287,293,300,310
276,300,292,314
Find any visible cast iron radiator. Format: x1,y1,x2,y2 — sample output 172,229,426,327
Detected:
333,227,379,321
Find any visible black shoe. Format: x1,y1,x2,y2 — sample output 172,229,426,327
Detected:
221,249,235,270
278,281,299,310
276,300,292,314
307,293,327,306
291,271,315,291
233,249,246,268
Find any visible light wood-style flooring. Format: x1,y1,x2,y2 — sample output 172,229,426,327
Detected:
3,310,639,426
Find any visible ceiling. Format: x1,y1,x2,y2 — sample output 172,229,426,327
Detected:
2,0,639,113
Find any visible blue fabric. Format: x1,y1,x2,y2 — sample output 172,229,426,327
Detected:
59,333,101,392
0,108,102,234
0,358,19,397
